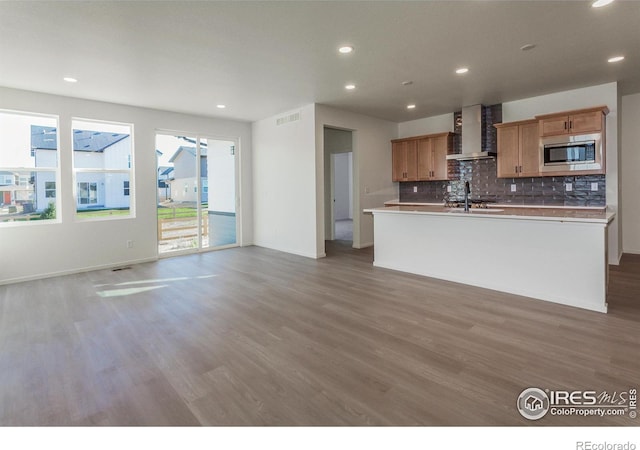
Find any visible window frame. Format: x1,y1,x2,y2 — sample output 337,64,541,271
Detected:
0,109,61,226
71,118,135,221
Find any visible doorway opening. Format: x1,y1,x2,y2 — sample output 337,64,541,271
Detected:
155,133,238,256
324,127,354,246
332,152,353,241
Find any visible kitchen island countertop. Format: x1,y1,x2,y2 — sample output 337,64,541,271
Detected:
367,204,614,224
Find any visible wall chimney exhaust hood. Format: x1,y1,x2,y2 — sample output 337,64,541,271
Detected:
446,104,497,161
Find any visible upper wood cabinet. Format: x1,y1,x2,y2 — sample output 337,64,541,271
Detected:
495,120,540,178
392,140,418,182
537,106,609,137
392,132,453,182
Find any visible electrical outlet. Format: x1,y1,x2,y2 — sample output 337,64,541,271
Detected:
364,187,370,194
126,240,133,248
446,185,452,193
591,182,598,191
510,184,517,192
413,186,418,193
565,183,573,192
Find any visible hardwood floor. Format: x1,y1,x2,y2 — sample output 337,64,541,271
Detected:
0,242,638,426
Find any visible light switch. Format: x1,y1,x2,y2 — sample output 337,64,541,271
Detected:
510,184,517,192
565,183,573,192
446,185,452,193
591,182,598,191
413,186,418,193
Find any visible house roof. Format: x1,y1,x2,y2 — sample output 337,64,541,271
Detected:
158,166,174,176
31,125,129,152
168,146,207,163
168,146,194,163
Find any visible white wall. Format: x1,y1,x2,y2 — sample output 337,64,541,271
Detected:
621,92,640,254
252,104,319,258
333,152,351,220
316,104,398,252
0,86,252,284
397,112,453,138
502,82,621,264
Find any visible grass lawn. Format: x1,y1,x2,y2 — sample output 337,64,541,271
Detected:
73,204,207,219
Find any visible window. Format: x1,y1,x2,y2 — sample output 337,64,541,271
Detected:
45,181,56,198
0,110,59,223
77,182,98,205
72,119,133,219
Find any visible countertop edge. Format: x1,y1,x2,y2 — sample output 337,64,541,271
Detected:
365,206,615,224
383,200,607,211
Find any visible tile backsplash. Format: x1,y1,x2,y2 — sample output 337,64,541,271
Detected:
399,158,606,207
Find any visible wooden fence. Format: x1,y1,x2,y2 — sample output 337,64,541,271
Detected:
158,216,208,242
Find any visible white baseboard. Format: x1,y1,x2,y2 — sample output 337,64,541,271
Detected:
0,257,158,286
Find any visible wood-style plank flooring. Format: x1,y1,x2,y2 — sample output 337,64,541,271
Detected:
1,242,639,426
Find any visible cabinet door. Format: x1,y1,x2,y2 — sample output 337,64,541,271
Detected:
430,135,449,180
496,125,520,178
416,138,432,180
540,116,568,137
405,140,418,181
392,142,406,181
569,111,602,134
518,122,540,177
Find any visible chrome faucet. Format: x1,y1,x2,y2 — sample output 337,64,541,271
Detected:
464,181,471,212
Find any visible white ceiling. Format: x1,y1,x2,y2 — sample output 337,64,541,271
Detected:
1,1,639,123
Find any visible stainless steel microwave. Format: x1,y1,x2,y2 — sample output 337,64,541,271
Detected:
539,133,603,173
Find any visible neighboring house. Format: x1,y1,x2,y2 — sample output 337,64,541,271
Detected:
157,165,174,201
31,126,131,211
0,170,33,209
167,146,207,203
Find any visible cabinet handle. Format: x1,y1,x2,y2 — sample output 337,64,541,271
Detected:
569,120,572,130
564,121,567,130
515,165,518,174
520,165,523,173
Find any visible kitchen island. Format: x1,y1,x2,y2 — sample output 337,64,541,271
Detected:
364,205,615,313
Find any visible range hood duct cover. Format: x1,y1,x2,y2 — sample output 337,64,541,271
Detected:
446,104,497,161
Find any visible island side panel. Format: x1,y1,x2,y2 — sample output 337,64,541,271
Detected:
372,212,608,313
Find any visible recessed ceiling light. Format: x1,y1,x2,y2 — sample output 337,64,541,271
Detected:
407,104,416,110
520,44,536,51
608,56,624,63
455,67,469,75
402,81,413,86
345,84,356,90
592,0,615,7
63,77,78,83
338,46,354,54
216,104,226,109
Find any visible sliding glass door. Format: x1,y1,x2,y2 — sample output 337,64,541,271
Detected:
155,133,237,255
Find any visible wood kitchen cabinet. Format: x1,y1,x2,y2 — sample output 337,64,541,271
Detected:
392,132,453,182
495,119,540,178
417,133,452,180
537,106,609,137
392,140,418,181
